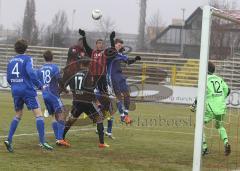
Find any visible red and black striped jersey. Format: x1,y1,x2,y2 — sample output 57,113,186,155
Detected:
90,50,106,76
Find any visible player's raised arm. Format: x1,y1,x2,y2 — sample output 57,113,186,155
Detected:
26,58,43,90
110,31,115,48
79,28,93,56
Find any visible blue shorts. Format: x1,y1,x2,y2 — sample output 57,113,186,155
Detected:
111,75,129,95
43,92,63,115
13,96,40,111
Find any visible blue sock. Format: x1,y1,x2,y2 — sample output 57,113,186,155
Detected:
8,116,21,143
57,120,65,140
36,116,45,144
52,121,58,140
124,95,130,112
117,101,124,114
107,117,113,133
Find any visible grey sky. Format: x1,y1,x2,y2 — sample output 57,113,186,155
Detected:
1,0,210,34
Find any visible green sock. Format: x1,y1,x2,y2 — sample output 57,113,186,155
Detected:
202,142,208,150
218,127,228,145
202,131,208,149
223,138,228,145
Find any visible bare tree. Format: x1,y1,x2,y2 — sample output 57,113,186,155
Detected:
146,9,165,41
209,0,237,10
31,24,39,45
13,22,22,37
22,0,38,45
45,10,70,47
97,17,115,41
37,24,46,45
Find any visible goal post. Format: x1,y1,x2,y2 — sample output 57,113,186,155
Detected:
192,5,212,171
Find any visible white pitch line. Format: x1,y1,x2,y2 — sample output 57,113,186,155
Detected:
0,127,195,138
1,126,234,139
0,127,96,138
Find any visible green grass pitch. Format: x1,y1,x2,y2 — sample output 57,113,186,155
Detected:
0,91,239,171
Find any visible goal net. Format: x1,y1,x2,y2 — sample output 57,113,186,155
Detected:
194,6,240,171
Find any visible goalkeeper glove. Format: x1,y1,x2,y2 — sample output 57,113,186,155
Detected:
190,99,197,112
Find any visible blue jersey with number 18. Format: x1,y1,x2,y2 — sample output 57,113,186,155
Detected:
37,63,61,97
7,54,42,97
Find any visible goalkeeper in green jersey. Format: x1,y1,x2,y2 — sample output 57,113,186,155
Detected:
191,61,231,156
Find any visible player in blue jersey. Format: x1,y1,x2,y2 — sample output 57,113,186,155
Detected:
37,50,70,147
108,33,141,124
5,39,53,152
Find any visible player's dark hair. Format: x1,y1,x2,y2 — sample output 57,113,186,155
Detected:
114,38,123,45
208,61,215,74
96,39,103,44
43,50,53,62
14,39,28,54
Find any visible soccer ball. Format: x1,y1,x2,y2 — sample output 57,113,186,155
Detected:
92,9,102,20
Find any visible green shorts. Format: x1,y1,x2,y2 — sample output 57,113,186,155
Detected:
204,111,225,124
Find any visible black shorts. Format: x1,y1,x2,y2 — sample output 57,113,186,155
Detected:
96,75,108,94
95,75,111,111
71,101,103,123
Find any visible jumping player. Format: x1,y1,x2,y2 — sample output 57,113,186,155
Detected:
61,57,109,148
78,29,114,139
108,32,141,123
5,39,53,152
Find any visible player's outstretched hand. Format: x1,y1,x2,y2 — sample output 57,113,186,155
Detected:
190,99,197,112
135,56,141,61
79,29,85,36
110,31,115,39
190,104,196,112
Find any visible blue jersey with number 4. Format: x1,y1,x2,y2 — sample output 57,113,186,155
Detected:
37,63,61,97
7,54,42,97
